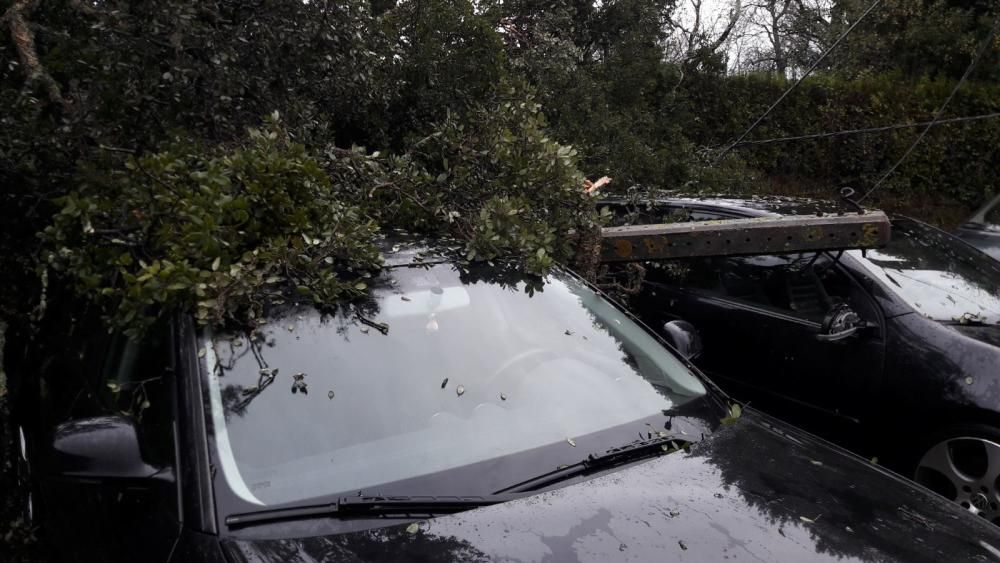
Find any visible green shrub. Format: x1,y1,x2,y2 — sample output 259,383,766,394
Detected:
41,116,382,334
41,90,600,334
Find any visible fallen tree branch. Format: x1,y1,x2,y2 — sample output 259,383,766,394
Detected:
583,175,612,194
596,262,647,296
572,224,602,282
3,0,71,112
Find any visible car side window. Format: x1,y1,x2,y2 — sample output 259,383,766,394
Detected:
102,326,175,467
661,253,855,323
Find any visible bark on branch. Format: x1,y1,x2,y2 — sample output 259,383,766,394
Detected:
3,0,72,111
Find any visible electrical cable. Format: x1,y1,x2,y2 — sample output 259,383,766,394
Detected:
712,0,885,165
858,16,1000,203
730,112,1000,147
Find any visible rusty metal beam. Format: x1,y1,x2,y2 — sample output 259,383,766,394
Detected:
600,211,890,263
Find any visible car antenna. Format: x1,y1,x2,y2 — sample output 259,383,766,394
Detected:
839,187,864,215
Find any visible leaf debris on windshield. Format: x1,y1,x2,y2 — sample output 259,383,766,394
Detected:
356,314,389,335
291,373,308,395
720,403,743,425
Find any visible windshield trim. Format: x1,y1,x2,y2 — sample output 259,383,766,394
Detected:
198,260,721,523
202,331,266,507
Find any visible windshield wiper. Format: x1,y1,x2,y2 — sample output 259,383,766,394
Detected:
226,494,516,528
227,437,692,528
495,435,691,495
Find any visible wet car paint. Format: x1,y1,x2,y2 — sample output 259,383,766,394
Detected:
219,410,1000,563
883,312,1000,431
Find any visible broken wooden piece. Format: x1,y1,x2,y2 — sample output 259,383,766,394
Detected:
583,176,612,194
599,211,890,262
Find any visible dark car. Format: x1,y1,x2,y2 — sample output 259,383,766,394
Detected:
956,193,1000,261
7,239,1000,562
604,194,1000,520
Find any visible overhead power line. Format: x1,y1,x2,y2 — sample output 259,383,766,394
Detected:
731,113,1000,147
859,16,1000,203
713,0,885,166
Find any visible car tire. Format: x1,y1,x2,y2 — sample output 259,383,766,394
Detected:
911,424,1000,525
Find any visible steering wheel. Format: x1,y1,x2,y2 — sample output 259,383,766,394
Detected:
487,346,625,390
488,348,558,383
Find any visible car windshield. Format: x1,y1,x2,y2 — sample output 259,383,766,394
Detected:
201,262,706,507
983,198,1000,231
850,218,1000,323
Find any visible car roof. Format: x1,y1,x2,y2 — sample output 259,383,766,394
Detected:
376,231,465,267
601,193,858,218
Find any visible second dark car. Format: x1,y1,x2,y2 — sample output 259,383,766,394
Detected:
606,195,1000,522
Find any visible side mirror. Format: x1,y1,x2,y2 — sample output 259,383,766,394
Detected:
50,415,171,481
816,304,865,343
662,320,703,360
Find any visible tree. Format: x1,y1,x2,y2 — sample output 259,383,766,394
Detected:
821,0,999,80
665,0,745,73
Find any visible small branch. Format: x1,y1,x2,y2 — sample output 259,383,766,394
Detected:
99,144,137,154
572,224,602,283
367,181,394,198
3,0,72,112
68,0,99,16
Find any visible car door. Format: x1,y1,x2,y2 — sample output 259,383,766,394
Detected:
38,321,181,562
636,251,886,433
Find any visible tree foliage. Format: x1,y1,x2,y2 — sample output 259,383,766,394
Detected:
38,90,597,334
824,0,999,81
1,0,999,335
41,117,383,333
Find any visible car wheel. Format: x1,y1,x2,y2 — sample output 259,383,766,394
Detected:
913,425,1000,524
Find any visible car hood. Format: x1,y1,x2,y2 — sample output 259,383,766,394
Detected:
948,322,1000,349
220,411,1000,563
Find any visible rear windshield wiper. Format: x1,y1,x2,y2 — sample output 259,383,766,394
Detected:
495,435,691,495
226,494,516,528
